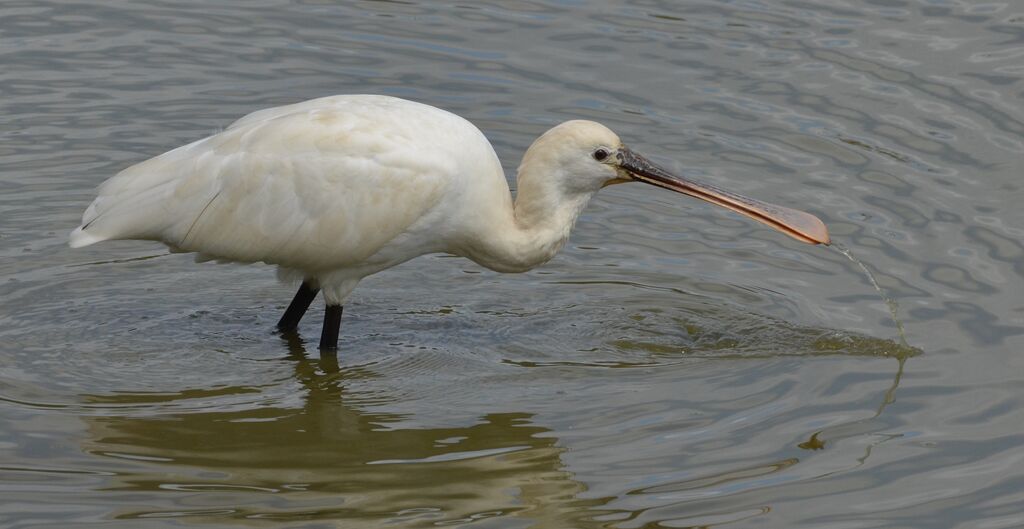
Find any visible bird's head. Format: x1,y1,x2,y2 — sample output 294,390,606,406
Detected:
522,120,830,245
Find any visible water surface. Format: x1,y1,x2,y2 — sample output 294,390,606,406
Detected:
3,1,1023,528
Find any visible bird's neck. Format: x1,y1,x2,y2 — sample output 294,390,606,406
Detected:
463,163,596,273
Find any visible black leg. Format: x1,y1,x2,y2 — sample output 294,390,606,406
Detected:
277,281,320,333
319,304,343,352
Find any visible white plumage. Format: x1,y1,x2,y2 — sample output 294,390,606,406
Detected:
72,96,504,302
71,94,828,350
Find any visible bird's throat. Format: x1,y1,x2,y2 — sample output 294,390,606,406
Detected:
471,185,593,273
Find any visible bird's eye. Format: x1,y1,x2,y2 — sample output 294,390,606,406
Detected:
593,148,609,161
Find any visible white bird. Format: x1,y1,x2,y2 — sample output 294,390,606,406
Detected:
70,95,829,351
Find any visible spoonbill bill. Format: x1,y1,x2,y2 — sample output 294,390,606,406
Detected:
70,95,829,351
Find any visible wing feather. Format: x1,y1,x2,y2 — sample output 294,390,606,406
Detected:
70,96,467,271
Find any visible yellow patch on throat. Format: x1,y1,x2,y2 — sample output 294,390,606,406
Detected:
602,177,631,188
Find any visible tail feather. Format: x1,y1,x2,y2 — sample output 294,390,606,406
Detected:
68,226,106,248
69,139,210,249
68,179,186,248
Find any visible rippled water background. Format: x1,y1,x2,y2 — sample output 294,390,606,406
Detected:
3,1,1024,527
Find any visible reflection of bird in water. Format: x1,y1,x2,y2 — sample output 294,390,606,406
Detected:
74,321,917,526
70,95,829,351
79,336,603,526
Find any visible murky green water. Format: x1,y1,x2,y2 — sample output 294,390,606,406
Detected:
3,1,1023,527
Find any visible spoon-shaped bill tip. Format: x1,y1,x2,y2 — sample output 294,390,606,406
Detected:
765,204,831,245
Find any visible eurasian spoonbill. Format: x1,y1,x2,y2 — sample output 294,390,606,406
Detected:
70,95,830,351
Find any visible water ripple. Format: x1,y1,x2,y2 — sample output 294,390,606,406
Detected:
2,0,1023,527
